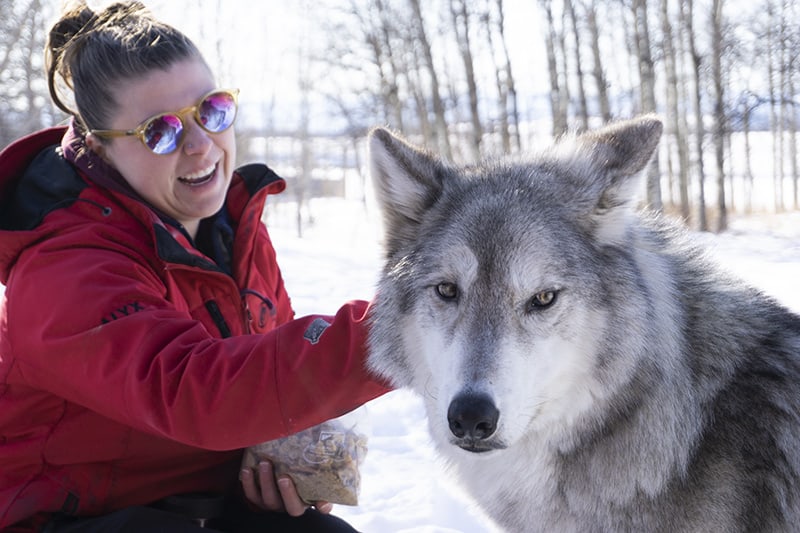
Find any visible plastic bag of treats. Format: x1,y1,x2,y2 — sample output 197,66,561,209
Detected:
242,418,368,506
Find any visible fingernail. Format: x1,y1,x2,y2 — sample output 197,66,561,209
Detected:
318,502,333,513
239,468,250,481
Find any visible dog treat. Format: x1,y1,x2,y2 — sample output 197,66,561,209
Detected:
242,420,367,506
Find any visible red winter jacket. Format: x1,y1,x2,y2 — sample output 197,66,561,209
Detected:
0,127,390,530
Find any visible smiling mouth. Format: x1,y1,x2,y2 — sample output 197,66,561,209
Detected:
178,163,217,186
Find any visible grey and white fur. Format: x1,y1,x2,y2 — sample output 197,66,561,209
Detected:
366,116,800,532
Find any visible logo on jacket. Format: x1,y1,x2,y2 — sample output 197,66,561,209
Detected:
304,317,331,345
101,301,145,324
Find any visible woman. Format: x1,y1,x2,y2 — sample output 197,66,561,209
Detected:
0,1,390,531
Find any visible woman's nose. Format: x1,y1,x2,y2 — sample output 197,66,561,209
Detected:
182,120,213,155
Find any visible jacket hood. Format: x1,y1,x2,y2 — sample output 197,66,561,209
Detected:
0,127,77,283
1,129,87,232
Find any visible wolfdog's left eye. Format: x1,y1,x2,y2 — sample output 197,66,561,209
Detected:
527,290,557,311
435,282,459,301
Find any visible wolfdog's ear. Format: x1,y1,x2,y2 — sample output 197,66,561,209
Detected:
569,115,662,241
577,115,662,182
369,127,447,252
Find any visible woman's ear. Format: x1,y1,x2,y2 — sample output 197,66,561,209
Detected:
84,132,108,160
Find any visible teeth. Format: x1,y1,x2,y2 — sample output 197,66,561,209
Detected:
181,164,216,181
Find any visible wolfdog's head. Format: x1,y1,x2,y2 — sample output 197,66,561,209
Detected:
367,117,663,456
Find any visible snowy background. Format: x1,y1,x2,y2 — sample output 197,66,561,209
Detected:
264,196,800,533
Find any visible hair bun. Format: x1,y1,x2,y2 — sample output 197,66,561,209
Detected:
46,1,96,53
44,0,202,126
103,1,149,19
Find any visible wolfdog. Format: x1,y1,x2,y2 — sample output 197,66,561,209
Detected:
366,116,800,532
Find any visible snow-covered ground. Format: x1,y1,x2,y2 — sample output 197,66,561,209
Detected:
266,197,800,533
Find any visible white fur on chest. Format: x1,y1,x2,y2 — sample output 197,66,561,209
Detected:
445,436,568,532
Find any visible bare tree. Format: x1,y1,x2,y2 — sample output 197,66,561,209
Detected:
295,2,313,238
540,0,568,136
482,0,521,153
450,0,483,160
632,0,662,210
565,0,589,131
493,0,521,151
308,2,390,139
661,0,690,220
737,92,757,213
778,0,789,212
766,0,783,211
710,0,727,231
556,4,572,130
391,31,433,145
253,0,800,219
483,4,511,153
682,0,709,230
782,0,799,209
373,0,407,131
408,0,453,159
584,0,612,123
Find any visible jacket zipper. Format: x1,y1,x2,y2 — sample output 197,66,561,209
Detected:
204,300,232,338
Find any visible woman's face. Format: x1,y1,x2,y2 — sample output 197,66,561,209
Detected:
87,58,236,238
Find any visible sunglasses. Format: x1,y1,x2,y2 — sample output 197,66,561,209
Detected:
90,88,239,155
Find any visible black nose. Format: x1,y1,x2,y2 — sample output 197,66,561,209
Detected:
447,393,499,440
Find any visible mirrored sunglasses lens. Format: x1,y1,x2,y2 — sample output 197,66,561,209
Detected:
198,92,237,133
144,115,183,154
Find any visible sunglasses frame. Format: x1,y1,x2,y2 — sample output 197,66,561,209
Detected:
89,88,239,155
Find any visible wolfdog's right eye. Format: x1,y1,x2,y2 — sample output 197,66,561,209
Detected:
435,282,459,301
526,290,558,312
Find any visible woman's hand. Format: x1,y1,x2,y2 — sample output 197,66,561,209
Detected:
240,460,333,516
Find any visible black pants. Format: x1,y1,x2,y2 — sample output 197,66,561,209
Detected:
43,496,359,533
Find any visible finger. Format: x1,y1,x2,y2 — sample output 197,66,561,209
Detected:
277,476,309,517
316,501,334,514
257,461,286,511
240,468,266,509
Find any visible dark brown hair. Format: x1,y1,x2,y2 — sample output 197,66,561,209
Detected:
45,0,207,134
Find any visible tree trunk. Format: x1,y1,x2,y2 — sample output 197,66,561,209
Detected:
540,0,567,136
296,43,312,239
483,3,511,153
683,0,708,230
661,0,690,220
495,0,522,151
450,0,483,160
373,0,405,131
407,49,434,145
711,0,726,231
557,6,571,132
765,2,780,211
741,95,755,213
409,0,453,159
584,1,611,123
633,0,662,210
565,0,589,131
785,2,799,209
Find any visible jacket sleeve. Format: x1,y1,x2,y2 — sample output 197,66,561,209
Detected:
4,229,391,451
